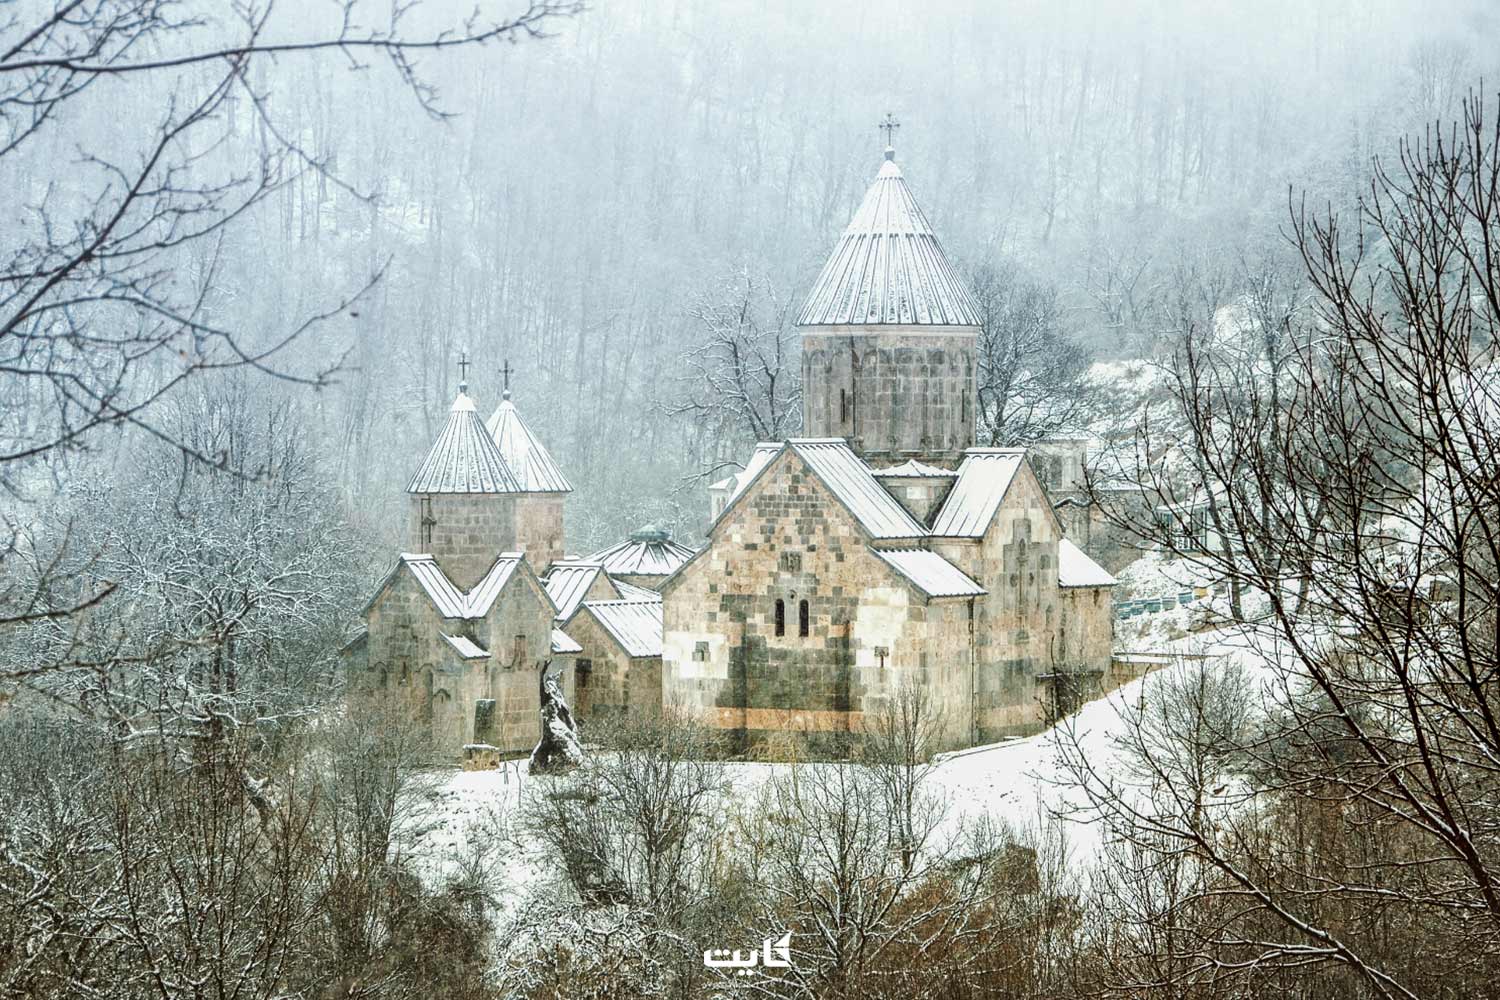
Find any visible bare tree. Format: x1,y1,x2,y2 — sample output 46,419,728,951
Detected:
970,260,1096,447
662,267,802,483
1070,93,1500,999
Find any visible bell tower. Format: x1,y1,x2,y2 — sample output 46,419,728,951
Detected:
799,117,979,469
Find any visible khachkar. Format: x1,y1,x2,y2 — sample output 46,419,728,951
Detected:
798,114,980,470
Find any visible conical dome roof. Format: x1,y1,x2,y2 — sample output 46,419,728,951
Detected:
484,392,573,493
407,389,521,494
798,151,980,327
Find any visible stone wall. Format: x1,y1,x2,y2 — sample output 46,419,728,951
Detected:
661,450,973,756
875,475,956,523
932,463,1082,740
562,609,662,727
359,560,557,757
801,328,977,468
408,493,517,589
512,494,566,570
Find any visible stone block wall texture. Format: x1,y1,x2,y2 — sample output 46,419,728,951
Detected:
662,450,975,755
930,462,1114,740
876,475,957,524
512,495,566,570
361,563,556,756
801,329,977,468
562,609,663,727
408,493,567,587
408,494,518,589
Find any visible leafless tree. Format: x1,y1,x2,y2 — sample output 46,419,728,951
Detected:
1070,92,1500,999
0,1,579,480
970,261,1096,447
662,267,802,483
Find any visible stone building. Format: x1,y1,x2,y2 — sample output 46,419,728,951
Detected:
346,378,588,756
347,138,1116,761
658,144,1116,753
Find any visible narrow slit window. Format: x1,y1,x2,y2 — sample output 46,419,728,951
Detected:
798,599,810,637
774,599,785,637
419,496,435,547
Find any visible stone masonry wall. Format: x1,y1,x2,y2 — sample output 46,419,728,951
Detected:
408,494,517,589
562,609,662,727
932,463,1072,740
512,495,566,570
801,328,977,468
662,450,972,755
361,562,555,757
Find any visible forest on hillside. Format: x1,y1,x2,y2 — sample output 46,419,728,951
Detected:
4,3,1500,997
7,0,1496,560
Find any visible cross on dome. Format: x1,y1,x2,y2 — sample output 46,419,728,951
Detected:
501,358,514,399
457,351,472,392
879,112,900,160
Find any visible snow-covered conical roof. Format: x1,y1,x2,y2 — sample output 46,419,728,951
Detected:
407,389,520,494
484,391,572,493
798,149,980,328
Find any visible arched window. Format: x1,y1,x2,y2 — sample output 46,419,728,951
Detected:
774,599,785,637
798,599,810,637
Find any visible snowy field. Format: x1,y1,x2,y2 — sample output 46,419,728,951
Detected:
404,622,1290,909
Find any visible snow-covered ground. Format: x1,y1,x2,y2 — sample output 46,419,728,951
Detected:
403,623,1290,909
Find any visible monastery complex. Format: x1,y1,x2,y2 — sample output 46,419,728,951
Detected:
345,141,1119,758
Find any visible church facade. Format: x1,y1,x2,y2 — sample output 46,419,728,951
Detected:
347,140,1115,759
660,144,1115,752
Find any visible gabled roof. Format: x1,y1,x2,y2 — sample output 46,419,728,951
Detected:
484,393,572,493
791,440,928,539
551,628,583,654
588,526,696,577
872,458,957,478
797,151,980,328
930,449,1027,538
370,552,532,619
407,389,521,494
873,548,986,598
465,554,528,617
613,579,662,603
1057,538,1117,588
580,599,663,658
543,560,619,621
710,442,783,500
441,633,489,659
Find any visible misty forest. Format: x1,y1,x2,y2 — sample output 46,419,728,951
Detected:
3,1,1500,998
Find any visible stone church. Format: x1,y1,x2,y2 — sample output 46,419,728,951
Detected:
347,138,1116,758
659,143,1115,753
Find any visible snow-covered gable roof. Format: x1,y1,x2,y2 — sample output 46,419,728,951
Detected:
550,628,583,654
372,552,535,619
407,389,520,494
441,633,489,659
1057,538,1117,588
871,458,957,478
581,599,663,658
798,151,981,328
543,560,619,621
929,449,1028,538
790,439,928,539
613,579,662,603
588,527,696,577
484,393,573,493
710,442,783,506
874,548,986,598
